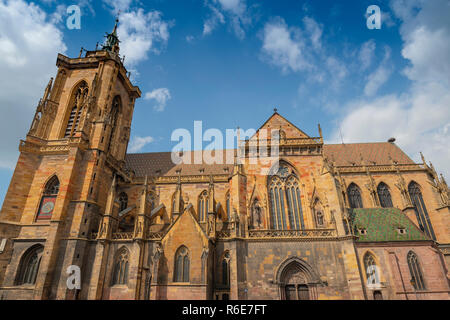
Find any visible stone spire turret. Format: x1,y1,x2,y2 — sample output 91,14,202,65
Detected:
102,17,120,53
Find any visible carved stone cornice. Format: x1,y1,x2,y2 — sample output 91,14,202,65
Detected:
248,229,336,240
244,137,324,158
334,163,426,174
20,139,69,155
141,174,231,185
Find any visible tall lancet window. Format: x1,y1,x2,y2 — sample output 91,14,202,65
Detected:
408,182,436,240
198,191,208,222
347,183,363,209
407,251,426,291
174,246,190,283
36,176,60,221
107,96,121,153
268,162,305,230
15,245,44,286
112,247,129,286
377,182,393,208
65,82,88,138
363,252,380,286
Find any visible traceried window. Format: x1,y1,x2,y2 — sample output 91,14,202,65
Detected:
112,247,129,285
64,82,88,138
106,96,121,153
408,182,436,240
118,192,128,213
198,191,208,222
364,253,380,286
15,245,44,286
377,182,393,208
268,162,305,230
174,246,190,283
347,183,363,209
407,251,426,291
36,176,60,221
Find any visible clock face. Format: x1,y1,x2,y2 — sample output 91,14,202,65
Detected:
41,201,55,214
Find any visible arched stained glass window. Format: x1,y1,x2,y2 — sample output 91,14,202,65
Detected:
347,183,363,209
15,245,44,286
408,182,436,240
174,246,190,283
363,253,380,286
377,183,393,208
407,251,426,291
268,163,305,230
112,247,129,285
198,191,208,222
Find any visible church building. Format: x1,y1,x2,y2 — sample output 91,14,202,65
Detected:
0,22,449,300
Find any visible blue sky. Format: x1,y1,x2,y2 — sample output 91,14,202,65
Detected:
0,0,449,205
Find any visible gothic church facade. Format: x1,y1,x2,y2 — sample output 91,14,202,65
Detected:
0,25,449,300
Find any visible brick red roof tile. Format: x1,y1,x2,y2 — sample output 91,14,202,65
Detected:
126,143,415,177
323,142,415,167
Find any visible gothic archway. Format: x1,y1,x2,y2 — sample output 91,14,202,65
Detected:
275,257,320,300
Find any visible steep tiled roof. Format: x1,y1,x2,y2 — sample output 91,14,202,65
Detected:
125,151,234,178
350,208,430,243
323,143,415,167
125,143,415,177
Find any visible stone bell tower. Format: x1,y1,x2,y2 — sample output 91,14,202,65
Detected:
0,19,141,300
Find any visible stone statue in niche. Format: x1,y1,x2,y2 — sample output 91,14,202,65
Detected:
251,199,262,229
313,199,325,228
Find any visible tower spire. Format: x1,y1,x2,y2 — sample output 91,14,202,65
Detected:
102,16,120,53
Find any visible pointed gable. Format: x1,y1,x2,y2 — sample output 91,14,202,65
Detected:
249,112,311,143
161,204,209,246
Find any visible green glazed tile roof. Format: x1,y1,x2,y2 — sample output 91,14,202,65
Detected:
350,208,430,242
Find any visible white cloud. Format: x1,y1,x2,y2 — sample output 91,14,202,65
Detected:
332,0,450,178
145,88,171,112
261,16,347,91
364,46,392,96
402,27,450,85
128,136,155,153
203,0,251,39
0,0,67,169
359,40,376,71
103,0,133,14
261,18,311,73
303,16,323,51
117,9,170,69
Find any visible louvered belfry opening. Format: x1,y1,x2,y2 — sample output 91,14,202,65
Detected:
64,82,88,138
